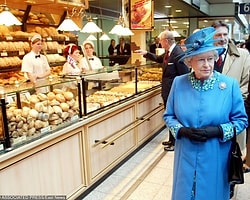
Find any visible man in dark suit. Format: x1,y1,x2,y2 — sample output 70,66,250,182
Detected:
149,36,162,54
115,37,131,65
135,30,190,151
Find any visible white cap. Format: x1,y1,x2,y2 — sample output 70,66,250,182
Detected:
82,40,94,49
31,34,42,42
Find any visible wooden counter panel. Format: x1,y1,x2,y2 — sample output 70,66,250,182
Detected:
137,109,165,143
0,133,84,196
137,92,165,143
86,106,136,179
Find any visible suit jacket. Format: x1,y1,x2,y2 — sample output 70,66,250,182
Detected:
115,43,131,55
149,43,162,54
144,45,190,104
214,40,250,100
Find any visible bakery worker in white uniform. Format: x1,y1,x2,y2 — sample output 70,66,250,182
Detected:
21,34,51,83
79,40,103,71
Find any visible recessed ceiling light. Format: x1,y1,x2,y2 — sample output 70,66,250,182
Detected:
165,5,172,8
175,10,182,13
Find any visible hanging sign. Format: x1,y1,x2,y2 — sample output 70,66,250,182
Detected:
130,0,153,30
239,3,250,14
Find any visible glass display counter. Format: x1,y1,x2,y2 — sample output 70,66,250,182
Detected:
0,76,81,153
0,62,162,154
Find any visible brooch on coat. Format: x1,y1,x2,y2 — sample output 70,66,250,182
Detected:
219,82,226,90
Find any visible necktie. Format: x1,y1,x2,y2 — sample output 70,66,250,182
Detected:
216,55,222,67
89,58,94,61
164,51,169,65
35,54,40,58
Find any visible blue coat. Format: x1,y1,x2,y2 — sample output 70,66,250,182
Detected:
163,71,248,200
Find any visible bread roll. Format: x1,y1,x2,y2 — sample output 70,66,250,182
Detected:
47,92,56,100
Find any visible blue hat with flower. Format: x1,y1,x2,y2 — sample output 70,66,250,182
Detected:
179,27,225,62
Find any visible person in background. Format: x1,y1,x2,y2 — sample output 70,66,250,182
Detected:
80,40,103,71
108,39,116,55
242,35,250,174
108,39,117,66
212,20,250,198
62,43,82,75
245,39,250,53
178,38,187,52
21,34,50,83
164,27,248,200
115,37,131,65
116,37,131,55
135,30,190,151
149,36,162,54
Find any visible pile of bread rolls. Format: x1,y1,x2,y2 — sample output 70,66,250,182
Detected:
7,89,79,141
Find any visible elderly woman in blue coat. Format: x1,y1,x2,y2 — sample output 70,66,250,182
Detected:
163,27,248,200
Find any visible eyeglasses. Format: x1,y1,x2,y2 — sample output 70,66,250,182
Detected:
160,38,173,42
193,57,215,64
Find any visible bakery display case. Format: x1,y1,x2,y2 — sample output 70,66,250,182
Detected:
80,62,162,115
0,62,162,153
0,76,81,152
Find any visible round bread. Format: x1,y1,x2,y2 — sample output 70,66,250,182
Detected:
55,93,66,103
53,88,64,94
60,102,69,112
35,102,44,112
47,92,56,100
63,91,74,101
37,93,47,101
29,109,39,119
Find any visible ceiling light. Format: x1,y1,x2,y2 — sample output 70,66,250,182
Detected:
86,34,97,40
175,9,182,13
0,0,22,26
81,19,102,33
109,24,123,34
165,5,172,8
100,33,111,40
57,17,80,31
109,16,134,36
121,27,134,36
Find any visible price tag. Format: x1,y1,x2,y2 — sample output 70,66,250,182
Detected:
6,96,14,104
20,135,27,142
65,36,70,41
71,115,79,121
24,92,31,99
47,37,52,41
40,126,51,134
12,137,21,145
1,52,8,56
6,36,13,40
0,143,3,151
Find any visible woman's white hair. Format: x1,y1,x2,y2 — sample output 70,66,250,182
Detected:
183,50,219,66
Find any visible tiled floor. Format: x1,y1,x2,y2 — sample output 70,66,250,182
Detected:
81,128,250,200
